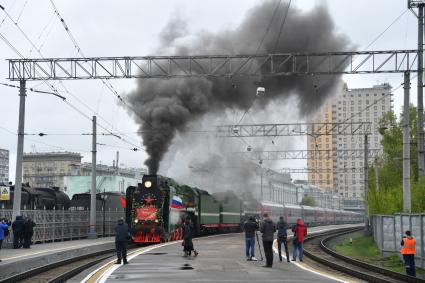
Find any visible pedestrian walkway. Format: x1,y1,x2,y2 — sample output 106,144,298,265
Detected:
88,224,361,283
0,237,115,280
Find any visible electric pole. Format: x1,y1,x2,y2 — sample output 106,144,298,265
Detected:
88,116,97,238
403,71,412,213
409,0,425,176
363,134,369,233
12,80,26,221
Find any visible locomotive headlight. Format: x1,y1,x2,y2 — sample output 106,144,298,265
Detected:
134,219,139,223
144,180,152,188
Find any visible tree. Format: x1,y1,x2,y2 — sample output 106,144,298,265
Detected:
300,196,316,206
368,106,425,214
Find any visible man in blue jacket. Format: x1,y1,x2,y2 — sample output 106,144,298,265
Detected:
12,215,24,249
277,216,290,262
0,219,9,262
114,218,129,264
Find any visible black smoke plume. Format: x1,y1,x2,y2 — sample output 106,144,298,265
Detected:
127,1,353,174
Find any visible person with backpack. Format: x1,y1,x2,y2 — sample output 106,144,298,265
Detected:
277,216,290,262
0,219,9,262
292,218,307,262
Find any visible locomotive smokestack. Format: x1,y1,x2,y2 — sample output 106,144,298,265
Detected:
127,0,352,174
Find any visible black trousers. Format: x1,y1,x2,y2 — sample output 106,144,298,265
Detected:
115,241,128,262
263,240,274,267
13,232,23,249
403,254,416,277
23,232,33,248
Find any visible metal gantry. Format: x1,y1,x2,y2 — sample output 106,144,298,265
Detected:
279,167,364,174
8,50,418,80
7,49,419,222
217,122,372,137
232,149,381,160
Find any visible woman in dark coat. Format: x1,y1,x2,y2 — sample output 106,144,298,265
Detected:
23,218,36,248
182,217,198,257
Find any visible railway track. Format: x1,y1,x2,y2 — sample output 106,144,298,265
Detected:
303,227,424,283
0,247,120,283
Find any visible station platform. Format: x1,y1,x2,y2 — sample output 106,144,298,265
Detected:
82,224,361,283
0,237,115,280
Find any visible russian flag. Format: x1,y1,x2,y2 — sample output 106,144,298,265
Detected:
171,196,184,209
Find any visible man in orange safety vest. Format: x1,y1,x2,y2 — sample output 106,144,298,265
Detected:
400,230,416,277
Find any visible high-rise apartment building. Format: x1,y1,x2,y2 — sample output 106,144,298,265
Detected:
307,102,334,190
308,83,392,198
0,149,9,184
23,152,82,188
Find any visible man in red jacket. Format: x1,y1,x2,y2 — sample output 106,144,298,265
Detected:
292,219,307,262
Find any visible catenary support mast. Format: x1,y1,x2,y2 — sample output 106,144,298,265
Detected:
11,80,26,221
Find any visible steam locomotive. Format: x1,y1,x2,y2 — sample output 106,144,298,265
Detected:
126,174,363,244
1,184,70,210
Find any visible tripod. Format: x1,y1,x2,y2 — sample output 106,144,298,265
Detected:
255,231,264,261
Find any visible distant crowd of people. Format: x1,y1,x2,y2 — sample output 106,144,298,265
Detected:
243,214,307,268
0,216,36,262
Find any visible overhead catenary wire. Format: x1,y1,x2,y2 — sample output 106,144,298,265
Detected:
0,3,126,132
48,0,153,130
273,0,291,53
0,48,143,153
0,5,144,152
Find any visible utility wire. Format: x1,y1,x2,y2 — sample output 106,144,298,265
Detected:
0,5,144,152
363,9,409,51
49,0,153,131
253,0,282,54
0,4,121,132
0,35,143,152
273,0,291,53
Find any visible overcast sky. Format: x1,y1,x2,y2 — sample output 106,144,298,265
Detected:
0,0,420,182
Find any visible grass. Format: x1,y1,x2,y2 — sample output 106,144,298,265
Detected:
334,232,425,277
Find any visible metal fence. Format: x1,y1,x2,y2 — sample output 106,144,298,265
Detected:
0,208,124,245
371,214,425,269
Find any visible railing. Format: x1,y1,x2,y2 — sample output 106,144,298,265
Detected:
0,208,123,246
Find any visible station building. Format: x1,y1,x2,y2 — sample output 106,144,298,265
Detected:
22,151,146,193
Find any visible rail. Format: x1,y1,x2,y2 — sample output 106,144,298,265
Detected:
303,228,424,283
